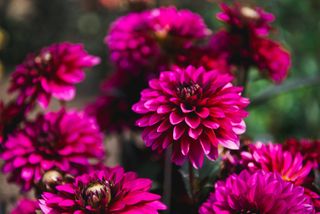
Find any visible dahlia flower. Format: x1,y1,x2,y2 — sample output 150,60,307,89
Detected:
9,42,100,108
105,12,159,72
241,142,312,185
132,66,249,168
106,7,210,72
199,170,314,214
11,198,39,214
39,167,166,213
217,3,274,36
211,3,291,83
252,37,291,83
1,109,104,191
147,7,210,46
284,138,320,168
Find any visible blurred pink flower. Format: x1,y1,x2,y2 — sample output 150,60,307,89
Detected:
39,167,166,213
147,7,210,44
209,3,291,83
1,109,104,191
9,42,100,108
199,170,314,214
11,198,39,214
217,3,274,36
132,66,249,168
105,7,210,72
252,37,291,83
106,12,159,72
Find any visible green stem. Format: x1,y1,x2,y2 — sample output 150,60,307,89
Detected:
163,146,172,213
250,75,320,107
237,65,250,95
188,162,199,204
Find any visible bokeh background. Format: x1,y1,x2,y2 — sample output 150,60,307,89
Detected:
0,0,319,212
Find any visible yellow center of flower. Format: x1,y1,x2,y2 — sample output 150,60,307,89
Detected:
42,170,63,191
34,52,52,65
281,175,293,182
239,208,260,214
177,82,201,100
84,181,112,208
240,7,259,19
154,28,169,40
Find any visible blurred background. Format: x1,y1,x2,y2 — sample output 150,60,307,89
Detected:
0,0,319,212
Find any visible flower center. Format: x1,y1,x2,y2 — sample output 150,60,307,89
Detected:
36,130,59,156
176,82,201,100
84,181,112,209
238,208,260,214
42,170,63,191
281,175,293,183
240,7,260,19
35,51,52,65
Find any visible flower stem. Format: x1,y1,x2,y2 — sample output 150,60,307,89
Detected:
188,162,198,204
237,65,250,95
163,146,172,213
59,100,67,108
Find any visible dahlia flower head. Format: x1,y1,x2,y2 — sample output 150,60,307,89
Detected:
211,3,291,83
106,12,159,72
39,166,166,213
106,7,210,72
1,109,104,191
9,42,100,108
132,66,249,168
241,142,313,185
146,7,210,46
209,28,291,84
199,170,314,214
11,198,39,214
217,3,275,36
284,138,320,169
252,37,291,83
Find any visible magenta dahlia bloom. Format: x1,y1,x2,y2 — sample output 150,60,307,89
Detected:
132,66,249,168
11,198,39,214
106,7,209,72
106,12,159,72
217,3,274,36
147,7,210,45
199,170,314,214
39,167,166,213
1,109,104,191
241,142,312,185
210,3,291,83
9,42,100,108
252,37,291,83
284,138,320,169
